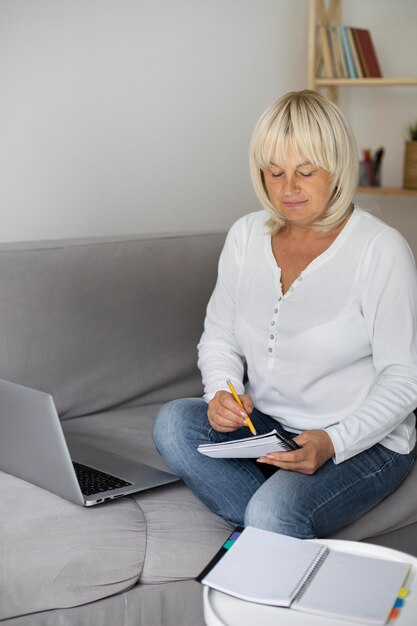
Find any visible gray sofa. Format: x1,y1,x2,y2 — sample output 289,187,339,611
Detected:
1,203,417,626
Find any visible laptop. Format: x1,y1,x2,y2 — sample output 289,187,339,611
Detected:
0,378,179,506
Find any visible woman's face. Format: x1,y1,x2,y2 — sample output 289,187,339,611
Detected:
263,150,334,229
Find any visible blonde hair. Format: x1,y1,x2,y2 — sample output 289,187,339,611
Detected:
249,90,358,233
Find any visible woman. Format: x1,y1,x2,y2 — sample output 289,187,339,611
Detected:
153,90,417,539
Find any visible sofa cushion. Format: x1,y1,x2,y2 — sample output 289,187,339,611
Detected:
0,471,146,620
132,483,231,584
0,233,225,419
0,470,231,621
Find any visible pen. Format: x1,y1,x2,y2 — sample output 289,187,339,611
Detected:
226,379,257,436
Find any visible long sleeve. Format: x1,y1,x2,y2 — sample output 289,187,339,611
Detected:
326,227,417,463
197,220,246,401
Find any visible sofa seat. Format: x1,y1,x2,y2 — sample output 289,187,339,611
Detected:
0,469,146,620
61,404,170,471
0,464,231,621
3,419,417,622
1,404,232,621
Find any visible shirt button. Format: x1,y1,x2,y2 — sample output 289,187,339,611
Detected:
270,334,274,339
274,308,278,314
268,348,273,353
271,321,275,326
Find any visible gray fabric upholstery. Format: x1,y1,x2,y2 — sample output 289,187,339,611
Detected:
0,470,230,621
0,233,224,418
0,232,233,624
1,214,417,625
3,581,206,626
0,470,146,620
62,405,171,471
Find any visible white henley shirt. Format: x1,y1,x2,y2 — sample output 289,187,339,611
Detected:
197,207,417,464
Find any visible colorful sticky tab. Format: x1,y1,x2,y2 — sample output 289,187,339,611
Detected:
223,530,242,550
398,587,409,599
388,587,410,621
229,531,242,541
389,607,400,620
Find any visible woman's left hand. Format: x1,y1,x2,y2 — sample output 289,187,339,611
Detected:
257,429,335,475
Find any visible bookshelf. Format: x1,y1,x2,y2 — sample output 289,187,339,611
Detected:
307,0,417,197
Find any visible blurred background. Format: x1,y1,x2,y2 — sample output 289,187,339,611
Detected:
0,0,415,242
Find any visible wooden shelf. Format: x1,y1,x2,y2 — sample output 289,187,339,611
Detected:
307,1,417,101
308,1,417,193
356,186,417,197
316,78,417,87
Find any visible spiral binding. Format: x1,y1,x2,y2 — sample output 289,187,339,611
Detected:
291,545,329,602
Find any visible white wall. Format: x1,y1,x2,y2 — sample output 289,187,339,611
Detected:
0,0,308,242
0,0,415,243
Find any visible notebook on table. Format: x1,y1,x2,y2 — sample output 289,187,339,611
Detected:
0,378,178,506
198,526,412,625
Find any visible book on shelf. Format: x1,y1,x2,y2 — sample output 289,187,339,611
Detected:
198,525,412,625
318,25,334,77
318,24,382,80
325,26,338,77
330,25,348,78
339,24,357,78
346,26,364,78
352,27,383,78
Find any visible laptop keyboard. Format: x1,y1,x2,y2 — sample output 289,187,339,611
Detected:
73,461,132,496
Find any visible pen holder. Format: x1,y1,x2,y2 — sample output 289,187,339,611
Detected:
358,160,381,187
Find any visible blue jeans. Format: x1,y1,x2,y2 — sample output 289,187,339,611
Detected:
153,398,415,539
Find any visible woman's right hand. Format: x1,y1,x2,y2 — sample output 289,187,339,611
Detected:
207,390,254,432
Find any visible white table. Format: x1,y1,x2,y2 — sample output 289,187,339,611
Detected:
203,539,417,626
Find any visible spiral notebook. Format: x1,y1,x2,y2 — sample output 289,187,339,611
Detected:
198,526,411,625
197,429,298,458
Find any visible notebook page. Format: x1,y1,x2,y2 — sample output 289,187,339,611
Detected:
293,548,411,625
201,526,328,607
198,430,292,458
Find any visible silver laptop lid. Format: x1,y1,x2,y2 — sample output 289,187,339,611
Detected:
0,379,85,505
0,378,179,506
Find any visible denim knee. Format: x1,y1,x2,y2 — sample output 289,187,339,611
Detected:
153,398,186,454
244,489,281,532
153,397,212,480
244,479,314,539
153,397,208,455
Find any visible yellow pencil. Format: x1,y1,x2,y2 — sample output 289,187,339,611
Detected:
226,379,257,436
